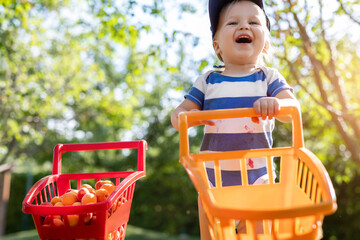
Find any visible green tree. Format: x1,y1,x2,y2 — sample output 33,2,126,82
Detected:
0,0,205,236
267,0,360,238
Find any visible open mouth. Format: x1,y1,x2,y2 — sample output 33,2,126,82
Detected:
235,35,252,43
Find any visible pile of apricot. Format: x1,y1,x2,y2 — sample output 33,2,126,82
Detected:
40,180,116,227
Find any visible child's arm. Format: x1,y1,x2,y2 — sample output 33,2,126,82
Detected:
171,98,215,131
253,89,299,123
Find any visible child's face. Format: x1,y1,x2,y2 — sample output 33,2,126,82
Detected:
213,1,269,66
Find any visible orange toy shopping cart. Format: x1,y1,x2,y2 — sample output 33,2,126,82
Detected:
179,106,337,240
22,140,147,240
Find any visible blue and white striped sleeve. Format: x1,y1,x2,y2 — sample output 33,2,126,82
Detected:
184,71,212,110
263,67,293,97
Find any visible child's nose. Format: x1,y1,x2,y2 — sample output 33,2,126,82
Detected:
239,23,250,30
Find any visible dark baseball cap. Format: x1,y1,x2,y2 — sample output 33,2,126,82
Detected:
209,0,271,37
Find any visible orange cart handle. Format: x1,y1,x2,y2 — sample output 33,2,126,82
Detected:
179,105,303,159
52,140,147,175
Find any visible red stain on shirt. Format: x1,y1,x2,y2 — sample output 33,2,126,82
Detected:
245,125,252,133
248,159,254,168
216,120,222,133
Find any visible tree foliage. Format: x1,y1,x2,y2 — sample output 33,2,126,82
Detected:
1,0,360,238
1,0,204,236
267,0,360,238
269,0,360,163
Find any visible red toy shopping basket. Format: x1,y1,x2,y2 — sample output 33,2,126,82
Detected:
22,140,147,240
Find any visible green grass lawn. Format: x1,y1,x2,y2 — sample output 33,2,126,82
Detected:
0,225,200,240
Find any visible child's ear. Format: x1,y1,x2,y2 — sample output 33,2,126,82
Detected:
213,40,223,62
262,40,270,54
213,40,221,56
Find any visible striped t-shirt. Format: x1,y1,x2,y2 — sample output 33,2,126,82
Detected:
185,67,292,174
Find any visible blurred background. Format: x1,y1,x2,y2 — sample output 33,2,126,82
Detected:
0,0,359,239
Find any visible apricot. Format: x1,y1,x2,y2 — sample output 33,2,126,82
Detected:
44,214,62,225
54,201,64,207
53,218,65,227
43,215,51,226
81,184,96,194
89,215,97,225
120,197,127,204
66,214,79,227
107,232,113,240
113,230,120,240
101,183,115,195
83,212,93,224
95,189,109,202
81,193,97,205
77,187,90,201
61,192,79,206
50,196,62,206
95,180,114,190
53,215,62,219
107,230,121,240
70,203,93,224
66,188,79,195
112,201,118,212
119,226,125,237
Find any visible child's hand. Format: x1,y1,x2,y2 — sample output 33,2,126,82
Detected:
171,99,215,130
252,97,280,123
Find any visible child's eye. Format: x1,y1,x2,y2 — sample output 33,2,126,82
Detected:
249,21,259,25
228,21,237,25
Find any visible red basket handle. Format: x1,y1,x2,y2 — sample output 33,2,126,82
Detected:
52,140,147,175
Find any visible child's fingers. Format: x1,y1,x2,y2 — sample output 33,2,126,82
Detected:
267,101,274,119
260,100,268,120
257,99,268,120
204,120,215,126
269,100,280,119
253,97,281,120
253,100,261,115
253,100,263,122
198,120,215,126
251,117,260,124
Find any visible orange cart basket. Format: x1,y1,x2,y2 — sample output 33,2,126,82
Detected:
22,140,147,240
179,106,337,240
